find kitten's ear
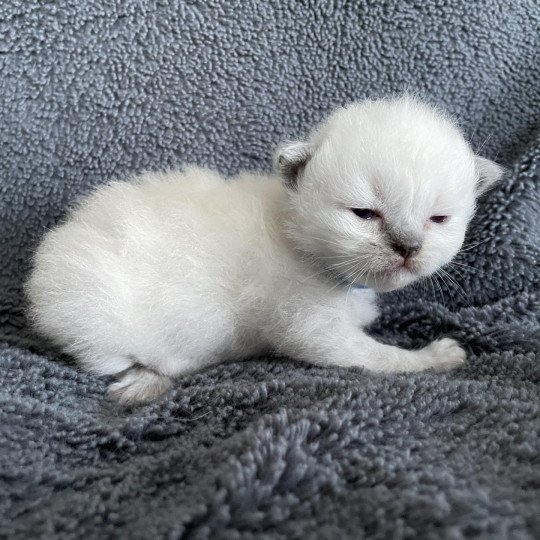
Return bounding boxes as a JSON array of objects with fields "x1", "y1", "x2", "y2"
[
  {"x1": 475, "y1": 156, "x2": 507, "y2": 196},
  {"x1": 273, "y1": 140, "x2": 312, "y2": 190}
]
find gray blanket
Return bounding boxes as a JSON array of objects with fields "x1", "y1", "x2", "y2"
[{"x1": 1, "y1": 1, "x2": 539, "y2": 538}]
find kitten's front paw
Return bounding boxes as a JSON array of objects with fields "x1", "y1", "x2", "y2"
[{"x1": 423, "y1": 338, "x2": 466, "y2": 372}]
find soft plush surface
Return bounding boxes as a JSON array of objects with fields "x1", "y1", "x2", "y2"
[{"x1": 1, "y1": 1, "x2": 539, "y2": 538}]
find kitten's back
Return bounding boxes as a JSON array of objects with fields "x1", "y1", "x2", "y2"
[{"x1": 26, "y1": 167, "x2": 285, "y2": 367}]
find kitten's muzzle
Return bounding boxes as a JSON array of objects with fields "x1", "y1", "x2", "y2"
[{"x1": 390, "y1": 240, "x2": 422, "y2": 260}]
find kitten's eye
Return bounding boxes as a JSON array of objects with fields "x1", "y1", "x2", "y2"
[
  {"x1": 351, "y1": 208, "x2": 380, "y2": 220},
  {"x1": 430, "y1": 215, "x2": 448, "y2": 224}
]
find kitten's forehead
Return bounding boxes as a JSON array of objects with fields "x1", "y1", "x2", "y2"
[
  {"x1": 325, "y1": 101, "x2": 470, "y2": 166},
  {"x1": 318, "y1": 96, "x2": 466, "y2": 147},
  {"x1": 310, "y1": 97, "x2": 476, "y2": 206}
]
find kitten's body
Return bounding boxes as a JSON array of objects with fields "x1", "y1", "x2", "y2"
[{"x1": 26, "y1": 97, "x2": 504, "y2": 404}]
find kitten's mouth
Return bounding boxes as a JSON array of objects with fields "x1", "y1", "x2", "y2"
[
  {"x1": 361, "y1": 264, "x2": 418, "y2": 293},
  {"x1": 388, "y1": 262, "x2": 413, "y2": 273},
  {"x1": 381, "y1": 263, "x2": 416, "y2": 279}
]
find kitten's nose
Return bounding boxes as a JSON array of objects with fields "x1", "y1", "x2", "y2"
[{"x1": 391, "y1": 241, "x2": 421, "y2": 259}]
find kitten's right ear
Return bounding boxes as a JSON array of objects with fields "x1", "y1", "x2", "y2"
[
  {"x1": 475, "y1": 156, "x2": 507, "y2": 196},
  {"x1": 273, "y1": 140, "x2": 312, "y2": 190}
]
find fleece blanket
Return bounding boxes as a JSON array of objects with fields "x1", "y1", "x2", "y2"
[{"x1": 1, "y1": 1, "x2": 539, "y2": 538}]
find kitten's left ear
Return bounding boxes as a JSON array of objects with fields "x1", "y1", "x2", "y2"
[
  {"x1": 273, "y1": 140, "x2": 313, "y2": 190},
  {"x1": 475, "y1": 156, "x2": 507, "y2": 196}
]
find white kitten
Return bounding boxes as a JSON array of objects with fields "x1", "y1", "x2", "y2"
[{"x1": 26, "y1": 97, "x2": 504, "y2": 405}]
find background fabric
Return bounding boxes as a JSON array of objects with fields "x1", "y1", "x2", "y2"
[{"x1": 1, "y1": 1, "x2": 539, "y2": 538}]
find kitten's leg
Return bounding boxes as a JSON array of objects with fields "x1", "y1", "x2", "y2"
[
  {"x1": 274, "y1": 304, "x2": 465, "y2": 373},
  {"x1": 105, "y1": 352, "x2": 220, "y2": 405},
  {"x1": 74, "y1": 349, "x2": 175, "y2": 405},
  {"x1": 287, "y1": 327, "x2": 465, "y2": 373},
  {"x1": 108, "y1": 367, "x2": 173, "y2": 406},
  {"x1": 77, "y1": 351, "x2": 135, "y2": 376}
]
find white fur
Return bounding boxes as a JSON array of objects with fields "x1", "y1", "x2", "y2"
[{"x1": 26, "y1": 97, "x2": 504, "y2": 404}]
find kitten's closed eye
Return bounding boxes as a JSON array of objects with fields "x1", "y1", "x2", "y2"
[
  {"x1": 430, "y1": 215, "x2": 449, "y2": 224},
  {"x1": 351, "y1": 208, "x2": 380, "y2": 220}
]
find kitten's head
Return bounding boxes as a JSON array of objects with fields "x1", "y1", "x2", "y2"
[{"x1": 275, "y1": 96, "x2": 505, "y2": 292}]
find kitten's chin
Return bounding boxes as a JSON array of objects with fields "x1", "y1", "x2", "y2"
[{"x1": 361, "y1": 267, "x2": 418, "y2": 293}]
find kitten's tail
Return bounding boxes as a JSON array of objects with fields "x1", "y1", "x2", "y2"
[{"x1": 108, "y1": 367, "x2": 172, "y2": 406}]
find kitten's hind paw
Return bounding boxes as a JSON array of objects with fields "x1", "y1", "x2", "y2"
[
  {"x1": 108, "y1": 367, "x2": 172, "y2": 406},
  {"x1": 423, "y1": 338, "x2": 466, "y2": 372}
]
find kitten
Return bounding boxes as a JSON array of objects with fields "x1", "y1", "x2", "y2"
[{"x1": 26, "y1": 96, "x2": 505, "y2": 405}]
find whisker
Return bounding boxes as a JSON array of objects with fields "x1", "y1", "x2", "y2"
[
  {"x1": 459, "y1": 237, "x2": 493, "y2": 252},
  {"x1": 448, "y1": 261, "x2": 478, "y2": 272},
  {"x1": 437, "y1": 267, "x2": 470, "y2": 306},
  {"x1": 448, "y1": 261, "x2": 487, "y2": 278},
  {"x1": 431, "y1": 273, "x2": 447, "y2": 309}
]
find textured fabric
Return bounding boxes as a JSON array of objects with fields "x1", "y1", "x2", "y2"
[{"x1": 1, "y1": 1, "x2": 539, "y2": 538}]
